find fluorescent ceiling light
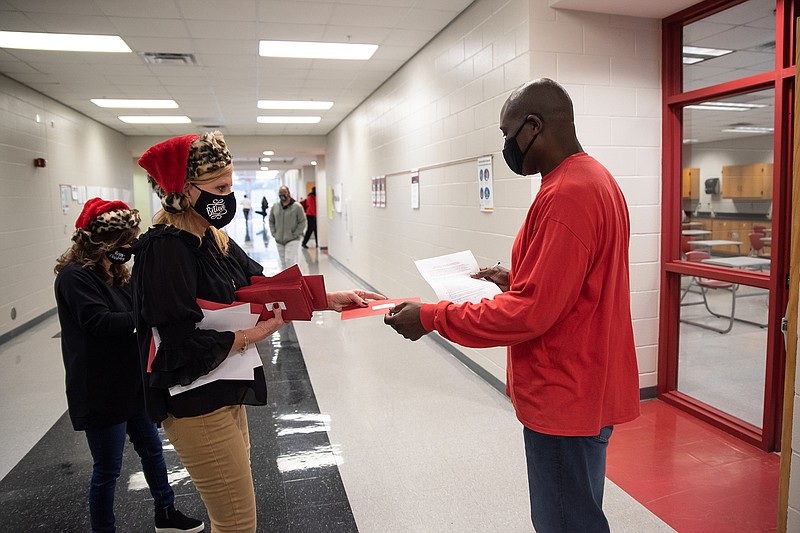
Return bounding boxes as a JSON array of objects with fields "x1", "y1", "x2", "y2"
[
  {"x1": 256, "y1": 170, "x2": 280, "y2": 180},
  {"x1": 261, "y1": 157, "x2": 271, "y2": 162},
  {"x1": 263, "y1": 150, "x2": 274, "y2": 156},
  {"x1": 685, "y1": 102, "x2": 766, "y2": 111},
  {"x1": 683, "y1": 139, "x2": 699, "y2": 144},
  {"x1": 722, "y1": 126, "x2": 774, "y2": 133},
  {"x1": 259, "y1": 40, "x2": 377, "y2": 60},
  {"x1": 257, "y1": 116, "x2": 321, "y2": 124},
  {"x1": 0, "y1": 31, "x2": 131, "y2": 52},
  {"x1": 118, "y1": 115, "x2": 191, "y2": 124},
  {"x1": 260, "y1": 166, "x2": 270, "y2": 171},
  {"x1": 311, "y1": 161, "x2": 317, "y2": 166},
  {"x1": 258, "y1": 100, "x2": 333, "y2": 110},
  {"x1": 682, "y1": 45, "x2": 733, "y2": 65},
  {"x1": 683, "y1": 46, "x2": 733, "y2": 57},
  {"x1": 92, "y1": 99, "x2": 178, "y2": 108}
]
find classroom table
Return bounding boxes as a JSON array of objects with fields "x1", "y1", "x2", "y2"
[
  {"x1": 701, "y1": 256, "x2": 770, "y2": 269},
  {"x1": 687, "y1": 239, "x2": 742, "y2": 254},
  {"x1": 682, "y1": 229, "x2": 712, "y2": 236}
]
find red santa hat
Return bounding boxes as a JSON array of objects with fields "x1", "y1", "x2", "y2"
[{"x1": 75, "y1": 197, "x2": 140, "y2": 234}]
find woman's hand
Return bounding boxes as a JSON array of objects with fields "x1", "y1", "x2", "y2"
[
  {"x1": 326, "y1": 289, "x2": 386, "y2": 312},
  {"x1": 233, "y1": 306, "x2": 287, "y2": 353},
  {"x1": 471, "y1": 265, "x2": 510, "y2": 292},
  {"x1": 251, "y1": 305, "x2": 288, "y2": 341}
]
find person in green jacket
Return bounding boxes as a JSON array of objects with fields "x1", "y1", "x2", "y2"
[{"x1": 268, "y1": 185, "x2": 306, "y2": 267}]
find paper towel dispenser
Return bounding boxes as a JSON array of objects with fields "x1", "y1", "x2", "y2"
[{"x1": 705, "y1": 178, "x2": 720, "y2": 195}]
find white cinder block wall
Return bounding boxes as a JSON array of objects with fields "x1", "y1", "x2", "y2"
[
  {"x1": 325, "y1": 0, "x2": 662, "y2": 387},
  {"x1": 0, "y1": 74, "x2": 133, "y2": 338}
]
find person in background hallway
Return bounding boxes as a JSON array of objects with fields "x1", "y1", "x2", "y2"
[
  {"x1": 259, "y1": 195, "x2": 269, "y2": 221},
  {"x1": 54, "y1": 198, "x2": 204, "y2": 533},
  {"x1": 241, "y1": 193, "x2": 251, "y2": 221},
  {"x1": 135, "y1": 132, "x2": 384, "y2": 533},
  {"x1": 269, "y1": 185, "x2": 306, "y2": 267},
  {"x1": 301, "y1": 186, "x2": 318, "y2": 249},
  {"x1": 384, "y1": 78, "x2": 640, "y2": 533}
]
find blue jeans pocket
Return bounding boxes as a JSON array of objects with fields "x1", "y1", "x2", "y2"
[{"x1": 590, "y1": 425, "x2": 614, "y2": 444}]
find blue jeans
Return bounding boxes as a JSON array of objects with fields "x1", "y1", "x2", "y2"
[
  {"x1": 84, "y1": 409, "x2": 174, "y2": 532},
  {"x1": 523, "y1": 425, "x2": 613, "y2": 533}
]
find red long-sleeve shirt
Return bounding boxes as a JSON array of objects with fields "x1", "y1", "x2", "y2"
[{"x1": 420, "y1": 153, "x2": 640, "y2": 436}]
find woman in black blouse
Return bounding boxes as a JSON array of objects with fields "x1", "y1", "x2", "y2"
[
  {"x1": 134, "y1": 132, "x2": 382, "y2": 533},
  {"x1": 54, "y1": 198, "x2": 203, "y2": 533}
]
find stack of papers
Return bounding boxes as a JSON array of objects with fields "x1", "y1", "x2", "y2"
[
  {"x1": 235, "y1": 264, "x2": 327, "y2": 321},
  {"x1": 414, "y1": 250, "x2": 502, "y2": 304},
  {"x1": 147, "y1": 299, "x2": 265, "y2": 396}
]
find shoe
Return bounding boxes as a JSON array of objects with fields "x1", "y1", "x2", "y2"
[
  {"x1": 301, "y1": 244, "x2": 308, "y2": 249},
  {"x1": 154, "y1": 505, "x2": 204, "y2": 533}
]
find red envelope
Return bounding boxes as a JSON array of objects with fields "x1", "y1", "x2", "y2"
[
  {"x1": 241, "y1": 265, "x2": 326, "y2": 320},
  {"x1": 340, "y1": 297, "x2": 421, "y2": 320},
  {"x1": 237, "y1": 281, "x2": 313, "y2": 321},
  {"x1": 303, "y1": 275, "x2": 328, "y2": 310}
]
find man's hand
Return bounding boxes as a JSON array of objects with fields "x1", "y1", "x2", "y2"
[
  {"x1": 471, "y1": 265, "x2": 510, "y2": 292},
  {"x1": 384, "y1": 301, "x2": 428, "y2": 341},
  {"x1": 327, "y1": 289, "x2": 386, "y2": 312}
]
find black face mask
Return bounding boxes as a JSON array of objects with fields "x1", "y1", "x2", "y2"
[
  {"x1": 105, "y1": 247, "x2": 133, "y2": 264},
  {"x1": 502, "y1": 118, "x2": 538, "y2": 176},
  {"x1": 191, "y1": 184, "x2": 237, "y2": 229},
  {"x1": 279, "y1": 194, "x2": 288, "y2": 201}
]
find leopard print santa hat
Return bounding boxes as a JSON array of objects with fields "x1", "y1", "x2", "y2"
[
  {"x1": 138, "y1": 131, "x2": 232, "y2": 213},
  {"x1": 75, "y1": 198, "x2": 140, "y2": 235}
]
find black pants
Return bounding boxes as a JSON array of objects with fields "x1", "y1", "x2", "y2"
[{"x1": 302, "y1": 215, "x2": 317, "y2": 246}]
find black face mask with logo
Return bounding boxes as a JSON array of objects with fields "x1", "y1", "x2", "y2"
[
  {"x1": 502, "y1": 117, "x2": 539, "y2": 176},
  {"x1": 105, "y1": 247, "x2": 133, "y2": 264},
  {"x1": 191, "y1": 184, "x2": 237, "y2": 229}
]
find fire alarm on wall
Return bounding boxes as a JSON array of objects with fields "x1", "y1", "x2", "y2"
[{"x1": 34, "y1": 158, "x2": 46, "y2": 167}]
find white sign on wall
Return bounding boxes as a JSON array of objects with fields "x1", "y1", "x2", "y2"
[{"x1": 478, "y1": 155, "x2": 493, "y2": 212}]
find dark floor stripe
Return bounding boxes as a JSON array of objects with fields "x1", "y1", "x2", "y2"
[{"x1": 0, "y1": 324, "x2": 358, "y2": 533}]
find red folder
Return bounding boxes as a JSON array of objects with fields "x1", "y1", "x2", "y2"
[{"x1": 236, "y1": 265, "x2": 327, "y2": 321}]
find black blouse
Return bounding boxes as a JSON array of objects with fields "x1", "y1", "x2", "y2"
[
  {"x1": 55, "y1": 264, "x2": 142, "y2": 430},
  {"x1": 131, "y1": 225, "x2": 266, "y2": 422}
]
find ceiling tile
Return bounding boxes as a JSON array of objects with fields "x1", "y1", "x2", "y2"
[
  {"x1": 7, "y1": 0, "x2": 102, "y2": 15},
  {"x1": 109, "y1": 17, "x2": 190, "y2": 38},
  {"x1": 175, "y1": 0, "x2": 258, "y2": 21},
  {"x1": 329, "y1": 4, "x2": 408, "y2": 28},
  {"x1": 256, "y1": 1, "x2": 336, "y2": 25},
  {"x1": 97, "y1": 0, "x2": 182, "y2": 18}
]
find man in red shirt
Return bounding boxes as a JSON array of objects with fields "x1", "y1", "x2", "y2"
[
  {"x1": 385, "y1": 78, "x2": 640, "y2": 532},
  {"x1": 301, "y1": 186, "x2": 318, "y2": 248}
]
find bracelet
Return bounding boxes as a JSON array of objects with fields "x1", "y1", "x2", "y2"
[{"x1": 239, "y1": 331, "x2": 249, "y2": 353}]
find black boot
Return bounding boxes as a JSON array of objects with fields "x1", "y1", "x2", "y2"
[{"x1": 154, "y1": 504, "x2": 204, "y2": 533}]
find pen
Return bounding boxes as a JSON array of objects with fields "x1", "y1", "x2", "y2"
[{"x1": 493, "y1": 261, "x2": 501, "y2": 267}]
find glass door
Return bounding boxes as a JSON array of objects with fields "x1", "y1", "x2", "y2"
[{"x1": 660, "y1": 0, "x2": 795, "y2": 451}]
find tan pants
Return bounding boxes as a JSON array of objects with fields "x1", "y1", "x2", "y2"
[{"x1": 162, "y1": 405, "x2": 256, "y2": 533}]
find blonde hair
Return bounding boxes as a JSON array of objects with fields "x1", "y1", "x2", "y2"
[{"x1": 153, "y1": 165, "x2": 232, "y2": 254}]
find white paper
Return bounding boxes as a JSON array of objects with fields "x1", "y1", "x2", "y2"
[
  {"x1": 159, "y1": 303, "x2": 263, "y2": 396},
  {"x1": 414, "y1": 250, "x2": 502, "y2": 304}
]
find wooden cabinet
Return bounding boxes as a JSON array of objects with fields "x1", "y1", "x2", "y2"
[
  {"x1": 721, "y1": 163, "x2": 773, "y2": 199},
  {"x1": 682, "y1": 168, "x2": 700, "y2": 199},
  {"x1": 708, "y1": 218, "x2": 768, "y2": 255}
]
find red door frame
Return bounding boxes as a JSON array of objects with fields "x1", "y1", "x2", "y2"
[{"x1": 659, "y1": 0, "x2": 796, "y2": 451}]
